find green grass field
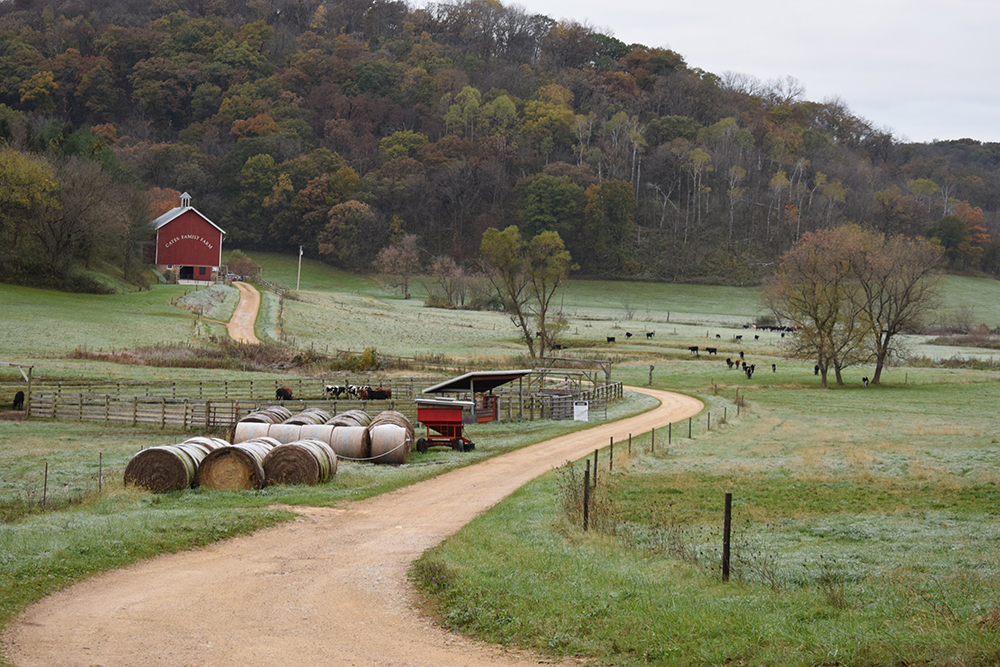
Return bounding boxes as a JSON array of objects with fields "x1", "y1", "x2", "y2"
[{"x1": 4, "y1": 256, "x2": 1000, "y2": 666}]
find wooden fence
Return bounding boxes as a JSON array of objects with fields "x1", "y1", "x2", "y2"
[{"x1": 20, "y1": 380, "x2": 623, "y2": 430}]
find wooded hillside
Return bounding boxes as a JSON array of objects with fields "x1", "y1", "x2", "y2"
[{"x1": 2, "y1": 0, "x2": 999, "y2": 289}]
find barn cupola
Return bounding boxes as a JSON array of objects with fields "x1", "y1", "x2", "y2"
[{"x1": 180, "y1": 192, "x2": 191, "y2": 208}]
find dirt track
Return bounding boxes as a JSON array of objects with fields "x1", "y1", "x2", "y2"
[
  {"x1": 226, "y1": 281, "x2": 260, "y2": 344},
  {"x1": 3, "y1": 387, "x2": 702, "y2": 667}
]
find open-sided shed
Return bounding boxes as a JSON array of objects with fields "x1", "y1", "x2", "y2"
[{"x1": 421, "y1": 369, "x2": 532, "y2": 424}]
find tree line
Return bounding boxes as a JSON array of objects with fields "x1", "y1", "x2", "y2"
[{"x1": 1, "y1": 0, "x2": 999, "y2": 290}]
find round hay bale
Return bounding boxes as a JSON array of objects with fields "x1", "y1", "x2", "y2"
[
  {"x1": 263, "y1": 439, "x2": 337, "y2": 486},
  {"x1": 262, "y1": 423, "x2": 306, "y2": 444},
  {"x1": 123, "y1": 438, "x2": 223, "y2": 492},
  {"x1": 196, "y1": 440, "x2": 275, "y2": 490},
  {"x1": 369, "y1": 410, "x2": 414, "y2": 445},
  {"x1": 369, "y1": 424, "x2": 410, "y2": 465},
  {"x1": 326, "y1": 409, "x2": 371, "y2": 428},
  {"x1": 328, "y1": 426, "x2": 371, "y2": 460},
  {"x1": 283, "y1": 408, "x2": 331, "y2": 425},
  {"x1": 232, "y1": 421, "x2": 273, "y2": 444},
  {"x1": 239, "y1": 406, "x2": 292, "y2": 423}
]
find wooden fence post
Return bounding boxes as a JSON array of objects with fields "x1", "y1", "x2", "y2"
[
  {"x1": 583, "y1": 460, "x2": 590, "y2": 532},
  {"x1": 723, "y1": 492, "x2": 732, "y2": 582}
]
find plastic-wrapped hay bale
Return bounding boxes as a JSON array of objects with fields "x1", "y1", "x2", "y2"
[
  {"x1": 232, "y1": 421, "x2": 274, "y2": 444},
  {"x1": 196, "y1": 439, "x2": 276, "y2": 490},
  {"x1": 326, "y1": 409, "x2": 371, "y2": 428},
  {"x1": 263, "y1": 439, "x2": 337, "y2": 486},
  {"x1": 123, "y1": 437, "x2": 226, "y2": 492},
  {"x1": 368, "y1": 424, "x2": 410, "y2": 465},
  {"x1": 328, "y1": 426, "x2": 371, "y2": 460},
  {"x1": 369, "y1": 410, "x2": 414, "y2": 446}
]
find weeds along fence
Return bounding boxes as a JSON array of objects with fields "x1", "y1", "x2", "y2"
[{"x1": 18, "y1": 380, "x2": 624, "y2": 430}]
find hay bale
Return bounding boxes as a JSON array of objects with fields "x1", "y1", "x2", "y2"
[
  {"x1": 123, "y1": 437, "x2": 225, "y2": 492},
  {"x1": 283, "y1": 408, "x2": 331, "y2": 425},
  {"x1": 196, "y1": 440, "x2": 275, "y2": 490},
  {"x1": 239, "y1": 406, "x2": 292, "y2": 423},
  {"x1": 263, "y1": 439, "x2": 337, "y2": 486},
  {"x1": 232, "y1": 421, "x2": 272, "y2": 443},
  {"x1": 369, "y1": 410, "x2": 414, "y2": 445},
  {"x1": 369, "y1": 424, "x2": 410, "y2": 465},
  {"x1": 326, "y1": 409, "x2": 371, "y2": 428},
  {"x1": 328, "y1": 426, "x2": 371, "y2": 460}
]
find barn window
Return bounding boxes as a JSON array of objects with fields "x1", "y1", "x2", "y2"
[{"x1": 199, "y1": 267, "x2": 206, "y2": 275}]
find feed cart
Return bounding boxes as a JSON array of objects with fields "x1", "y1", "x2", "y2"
[
  {"x1": 416, "y1": 369, "x2": 533, "y2": 453},
  {"x1": 414, "y1": 397, "x2": 476, "y2": 452}
]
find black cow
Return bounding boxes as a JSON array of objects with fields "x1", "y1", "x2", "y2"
[
  {"x1": 726, "y1": 358, "x2": 734, "y2": 369},
  {"x1": 625, "y1": 332, "x2": 633, "y2": 339},
  {"x1": 607, "y1": 336, "x2": 616, "y2": 343},
  {"x1": 12, "y1": 390, "x2": 24, "y2": 410},
  {"x1": 646, "y1": 331, "x2": 654, "y2": 339},
  {"x1": 688, "y1": 346, "x2": 699, "y2": 354},
  {"x1": 735, "y1": 335, "x2": 743, "y2": 341},
  {"x1": 862, "y1": 376, "x2": 869, "y2": 388},
  {"x1": 366, "y1": 387, "x2": 392, "y2": 400},
  {"x1": 814, "y1": 364, "x2": 820, "y2": 376},
  {"x1": 705, "y1": 347, "x2": 717, "y2": 355},
  {"x1": 715, "y1": 334, "x2": 721, "y2": 339},
  {"x1": 771, "y1": 363, "x2": 777, "y2": 373},
  {"x1": 276, "y1": 386, "x2": 293, "y2": 401},
  {"x1": 739, "y1": 350, "x2": 744, "y2": 360}
]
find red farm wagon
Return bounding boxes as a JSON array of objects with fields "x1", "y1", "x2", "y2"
[{"x1": 415, "y1": 370, "x2": 531, "y2": 453}]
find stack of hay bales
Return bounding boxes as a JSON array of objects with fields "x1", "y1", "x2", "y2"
[{"x1": 124, "y1": 436, "x2": 229, "y2": 492}]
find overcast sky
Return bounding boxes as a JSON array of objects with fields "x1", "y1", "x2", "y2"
[{"x1": 494, "y1": 0, "x2": 1000, "y2": 144}]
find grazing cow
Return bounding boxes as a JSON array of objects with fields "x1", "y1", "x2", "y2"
[
  {"x1": 771, "y1": 363, "x2": 776, "y2": 373},
  {"x1": 745, "y1": 364, "x2": 755, "y2": 379},
  {"x1": 688, "y1": 346, "x2": 699, "y2": 355},
  {"x1": 347, "y1": 385, "x2": 360, "y2": 398},
  {"x1": 324, "y1": 385, "x2": 346, "y2": 398},
  {"x1": 862, "y1": 376, "x2": 869, "y2": 388},
  {"x1": 739, "y1": 350, "x2": 744, "y2": 360},
  {"x1": 705, "y1": 347, "x2": 717, "y2": 355},
  {"x1": 276, "y1": 386, "x2": 293, "y2": 401},
  {"x1": 366, "y1": 387, "x2": 392, "y2": 400},
  {"x1": 552, "y1": 344, "x2": 564, "y2": 350},
  {"x1": 754, "y1": 335, "x2": 760, "y2": 340},
  {"x1": 715, "y1": 334, "x2": 721, "y2": 339},
  {"x1": 646, "y1": 331, "x2": 654, "y2": 339},
  {"x1": 607, "y1": 336, "x2": 616, "y2": 343},
  {"x1": 735, "y1": 335, "x2": 743, "y2": 341},
  {"x1": 625, "y1": 332, "x2": 633, "y2": 339},
  {"x1": 814, "y1": 364, "x2": 820, "y2": 376},
  {"x1": 12, "y1": 390, "x2": 24, "y2": 410},
  {"x1": 726, "y1": 358, "x2": 734, "y2": 369}
]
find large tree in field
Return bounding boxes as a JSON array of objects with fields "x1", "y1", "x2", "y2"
[
  {"x1": 479, "y1": 225, "x2": 575, "y2": 360},
  {"x1": 765, "y1": 226, "x2": 870, "y2": 387},
  {"x1": 373, "y1": 232, "x2": 420, "y2": 299},
  {"x1": 849, "y1": 228, "x2": 942, "y2": 384}
]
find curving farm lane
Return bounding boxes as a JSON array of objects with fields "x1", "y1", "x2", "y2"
[
  {"x1": 226, "y1": 281, "x2": 261, "y2": 344},
  {"x1": 3, "y1": 387, "x2": 702, "y2": 667}
]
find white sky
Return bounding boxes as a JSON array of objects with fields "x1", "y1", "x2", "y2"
[{"x1": 506, "y1": 0, "x2": 1000, "y2": 144}]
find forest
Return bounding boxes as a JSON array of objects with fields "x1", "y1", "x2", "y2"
[{"x1": 1, "y1": 0, "x2": 1000, "y2": 291}]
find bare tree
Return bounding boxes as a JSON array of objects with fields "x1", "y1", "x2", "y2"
[{"x1": 373, "y1": 233, "x2": 420, "y2": 299}]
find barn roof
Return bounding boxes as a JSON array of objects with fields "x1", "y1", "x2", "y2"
[
  {"x1": 150, "y1": 196, "x2": 226, "y2": 235},
  {"x1": 422, "y1": 370, "x2": 533, "y2": 394}
]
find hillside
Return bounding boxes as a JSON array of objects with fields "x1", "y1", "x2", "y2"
[{"x1": 1, "y1": 0, "x2": 999, "y2": 290}]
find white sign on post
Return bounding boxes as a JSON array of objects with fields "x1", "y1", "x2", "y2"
[{"x1": 573, "y1": 400, "x2": 589, "y2": 422}]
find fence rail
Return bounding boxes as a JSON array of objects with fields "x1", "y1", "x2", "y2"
[{"x1": 20, "y1": 380, "x2": 624, "y2": 430}]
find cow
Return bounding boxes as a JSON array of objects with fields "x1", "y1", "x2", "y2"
[
  {"x1": 705, "y1": 347, "x2": 717, "y2": 355},
  {"x1": 324, "y1": 385, "x2": 346, "y2": 398},
  {"x1": 715, "y1": 334, "x2": 721, "y2": 339},
  {"x1": 367, "y1": 387, "x2": 392, "y2": 400},
  {"x1": 688, "y1": 346, "x2": 699, "y2": 354},
  {"x1": 862, "y1": 376, "x2": 869, "y2": 388},
  {"x1": 726, "y1": 358, "x2": 734, "y2": 369},
  {"x1": 625, "y1": 332, "x2": 633, "y2": 339},
  {"x1": 607, "y1": 336, "x2": 616, "y2": 343},
  {"x1": 814, "y1": 364, "x2": 820, "y2": 376},
  {"x1": 276, "y1": 386, "x2": 293, "y2": 401},
  {"x1": 739, "y1": 350, "x2": 744, "y2": 360},
  {"x1": 12, "y1": 390, "x2": 24, "y2": 410},
  {"x1": 745, "y1": 364, "x2": 755, "y2": 379},
  {"x1": 772, "y1": 363, "x2": 777, "y2": 373},
  {"x1": 735, "y1": 335, "x2": 743, "y2": 341},
  {"x1": 754, "y1": 335, "x2": 760, "y2": 340},
  {"x1": 646, "y1": 331, "x2": 654, "y2": 339},
  {"x1": 347, "y1": 385, "x2": 360, "y2": 398}
]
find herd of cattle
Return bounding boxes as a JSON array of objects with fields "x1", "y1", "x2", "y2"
[{"x1": 272, "y1": 385, "x2": 394, "y2": 401}]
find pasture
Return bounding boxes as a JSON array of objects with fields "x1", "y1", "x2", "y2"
[{"x1": 4, "y1": 258, "x2": 1000, "y2": 666}]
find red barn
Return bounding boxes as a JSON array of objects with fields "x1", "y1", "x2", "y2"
[{"x1": 150, "y1": 193, "x2": 226, "y2": 283}]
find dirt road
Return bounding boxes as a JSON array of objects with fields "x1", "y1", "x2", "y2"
[
  {"x1": 226, "y1": 282, "x2": 260, "y2": 344},
  {"x1": 3, "y1": 388, "x2": 702, "y2": 667}
]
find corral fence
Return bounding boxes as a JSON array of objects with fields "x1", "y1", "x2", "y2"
[{"x1": 10, "y1": 378, "x2": 623, "y2": 430}]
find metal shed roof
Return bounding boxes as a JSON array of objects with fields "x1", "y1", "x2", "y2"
[{"x1": 422, "y1": 369, "x2": 533, "y2": 394}]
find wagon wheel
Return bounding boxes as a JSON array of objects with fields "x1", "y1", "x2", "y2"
[
  {"x1": 416, "y1": 437, "x2": 428, "y2": 453},
  {"x1": 450, "y1": 438, "x2": 465, "y2": 452}
]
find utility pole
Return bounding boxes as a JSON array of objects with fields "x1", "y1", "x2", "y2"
[{"x1": 296, "y1": 245, "x2": 303, "y2": 290}]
